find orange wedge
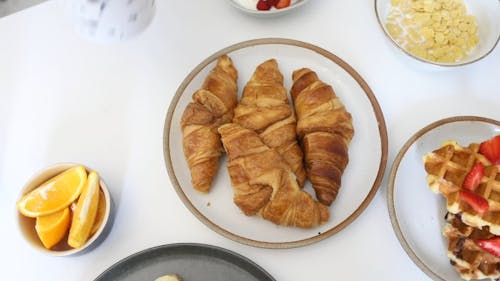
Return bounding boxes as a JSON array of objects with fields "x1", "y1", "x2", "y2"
[
  {"x1": 90, "y1": 189, "x2": 106, "y2": 236},
  {"x1": 35, "y1": 207, "x2": 71, "y2": 249},
  {"x1": 68, "y1": 171, "x2": 100, "y2": 248},
  {"x1": 17, "y1": 166, "x2": 87, "y2": 217}
]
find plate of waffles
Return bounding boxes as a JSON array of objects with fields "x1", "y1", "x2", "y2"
[
  {"x1": 388, "y1": 116, "x2": 500, "y2": 281},
  {"x1": 163, "y1": 38, "x2": 388, "y2": 248}
]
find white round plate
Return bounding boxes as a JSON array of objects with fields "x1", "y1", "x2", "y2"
[
  {"x1": 227, "y1": 0, "x2": 309, "y2": 17},
  {"x1": 164, "y1": 38, "x2": 388, "y2": 248},
  {"x1": 388, "y1": 116, "x2": 500, "y2": 280},
  {"x1": 375, "y1": 0, "x2": 500, "y2": 67}
]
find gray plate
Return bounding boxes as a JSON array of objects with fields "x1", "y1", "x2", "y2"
[{"x1": 94, "y1": 243, "x2": 276, "y2": 281}]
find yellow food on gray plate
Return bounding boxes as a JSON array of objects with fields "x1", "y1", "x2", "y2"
[
  {"x1": 155, "y1": 274, "x2": 182, "y2": 281},
  {"x1": 386, "y1": 0, "x2": 478, "y2": 63}
]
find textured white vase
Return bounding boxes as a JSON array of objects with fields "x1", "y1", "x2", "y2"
[{"x1": 66, "y1": 0, "x2": 155, "y2": 42}]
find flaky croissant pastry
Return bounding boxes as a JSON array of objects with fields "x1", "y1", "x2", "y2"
[
  {"x1": 219, "y1": 123, "x2": 329, "y2": 228},
  {"x1": 233, "y1": 59, "x2": 306, "y2": 187},
  {"x1": 180, "y1": 55, "x2": 238, "y2": 193},
  {"x1": 290, "y1": 68, "x2": 354, "y2": 206}
]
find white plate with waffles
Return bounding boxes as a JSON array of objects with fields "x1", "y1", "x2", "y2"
[
  {"x1": 163, "y1": 38, "x2": 388, "y2": 248},
  {"x1": 388, "y1": 116, "x2": 500, "y2": 280}
]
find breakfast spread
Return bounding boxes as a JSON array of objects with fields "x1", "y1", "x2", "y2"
[
  {"x1": 5, "y1": 0, "x2": 499, "y2": 279},
  {"x1": 180, "y1": 56, "x2": 353, "y2": 228},
  {"x1": 17, "y1": 166, "x2": 106, "y2": 250},
  {"x1": 423, "y1": 135, "x2": 500, "y2": 280},
  {"x1": 386, "y1": 0, "x2": 478, "y2": 63},
  {"x1": 180, "y1": 55, "x2": 238, "y2": 193}
]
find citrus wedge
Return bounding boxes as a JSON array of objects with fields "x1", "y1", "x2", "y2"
[
  {"x1": 35, "y1": 207, "x2": 71, "y2": 249},
  {"x1": 90, "y1": 189, "x2": 106, "y2": 237},
  {"x1": 17, "y1": 165, "x2": 87, "y2": 217},
  {"x1": 68, "y1": 171, "x2": 100, "y2": 249}
]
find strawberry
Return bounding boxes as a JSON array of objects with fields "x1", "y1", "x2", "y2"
[
  {"x1": 459, "y1": 190, "x2": 489, "y2": 215},
  {"x1": 267, "y1": 0, "x2": 279, "y2": 6},
  {"x1": 275, "y1": 0, "x2": 291, "y2": 9},
  {"x1": 256, "y1": 0, "x2": 271, "y2": 10},
  {"x1": 463, "y1": 163, "x2": 484, "y2": 191},
  {"x1": 479, "y1": 135, "x2": 500, "y2": 165},
  {"x1": 475, "y1": 237, "x2": 500, "y2": 258}
]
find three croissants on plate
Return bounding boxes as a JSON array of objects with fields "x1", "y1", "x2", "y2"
[{"x1": 180, "y1": 55, "x2": 354, "y2": 228}]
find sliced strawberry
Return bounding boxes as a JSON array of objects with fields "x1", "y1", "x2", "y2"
[
  {"x1": 267, "y1": 0, "x2": 279, "y2": 6},
  {"x1": 475, "y1": 237, "x2": 500, "y2": 258},
  {"x1": 256, "y1": 0, "x2": 271, "y2": 10},
  {"x1": 275, "y1": 0, "x2": 291, "y2": 9},
  {"x1": 479, "y1": 135, "x2": 500, "y2": 165},
  {"x1": 463, "y1": 163, "x2": 484, "y2": 191},
  {"x1": 459, "y1": 190, "x2": 489, "y2": 215}
]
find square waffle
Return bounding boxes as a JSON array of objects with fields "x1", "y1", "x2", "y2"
[
  {"x1": 444, "y1": 212, "x2": 500, "y2": 281},
  {"x1": 424, "y1": 140, "x2": 500, "y2": 235}
]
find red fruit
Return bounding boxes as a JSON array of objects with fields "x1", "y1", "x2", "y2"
[
  {"x1": 475, "y1": 237, "x2": 500, "y2": 258},
  {"x1": 479, "y1": 135, "x2": 500, "y2": 165},
  {"x1": 463, "y1": 163, "x2": 484, "y2": 191},
  {"x1": 275, "y1": 0, "x2": 291, "y2": 9},
  {"x1": 459, "y1": 190, "x2": 489, "y2": 215},
  {"x1": 267, "y1": 0, "x2": 279, "y2": 6},
  {"x1": 256, "y1": 0, "x2": 271, "y2": 10}
]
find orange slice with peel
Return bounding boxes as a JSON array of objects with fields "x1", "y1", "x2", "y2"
[
  {"x1": 90, "y1": 189, "x2": 106, "y2": 237},
  {"x1": 35, "y1": 207, "x2": 71, "y2": 249},
  {"x1": 68, "y1": 171, "x2": 100, "y2": 248},
  {"x1": 17, "y1": 166, "x2": 87, "y2": 217}
]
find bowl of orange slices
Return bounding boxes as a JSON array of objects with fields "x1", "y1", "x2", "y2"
[{"x1": 16, "y1": 163, "x2": 113, "y2": 256}]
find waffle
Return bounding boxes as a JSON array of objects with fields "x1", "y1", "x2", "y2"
[
  {"x1": 443, "y1": 213, "x2": 500, "y2": 280},
  {"x1": 423, "y1": 140, "x2": 500, "y2": 235}
]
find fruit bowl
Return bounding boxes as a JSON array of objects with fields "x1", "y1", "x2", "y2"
[
  {"x1": 226, "y1": 0, "x2": 309, "y2": 17},
  {"x1": 16, "y1": 163, "x2": 114, "y2": 256}
]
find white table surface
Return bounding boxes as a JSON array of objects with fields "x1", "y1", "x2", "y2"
[{"x1": 0, "y1": 1, "x2": 498, "y2": 280}]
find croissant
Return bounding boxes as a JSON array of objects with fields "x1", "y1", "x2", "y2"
[
  {"x1": 290, "y1": 68, "x2": 354, "y2": 206},
  {"x1": 180, "y1": 55, "x2": 238, "y2": 193},
  {"x1": 219, "y1": 123, "x2": 329, "y2": 228},
  {"x1": 233, "y1": 59, "x2": 306, "y2": 187}
]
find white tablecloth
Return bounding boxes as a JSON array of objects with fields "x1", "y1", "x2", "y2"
[{"x1": 0, "y1": 1, "x2": 498, "y2": 280}]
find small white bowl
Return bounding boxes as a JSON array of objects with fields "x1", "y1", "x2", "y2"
[
  {"x1": 375, "y1": 0, "x2": 500, "y2": 67},
  {"x1": 227, "y1": 0, "x2": 309, "y2": 17},
  {"x1": 17, "y1": 163, "x2": 114, "y2": 256}
]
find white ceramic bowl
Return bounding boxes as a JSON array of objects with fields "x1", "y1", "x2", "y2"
[
  {"x1": 227, "y1": 0, "x2": 309, "y2": 17},
  {"x1": 375, "y1": 0, "x2": 500, "y2": 67},
  {"x1": 17, "y1": 163, "x2": 114, "y2": 256}
]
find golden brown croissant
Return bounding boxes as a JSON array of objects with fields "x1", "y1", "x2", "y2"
[
  {"x1": 290, "y1": 68, "x2": 354, "y2": 206},
  {"x1": 219, "y1": 123, "x2": 329, "y2": 228},
  {"x1": 180, "y1": 55, "x2": 238, "y2": 193},
  {"x1": 233, "y1": 59, "x2": 306, "y2": 187}
]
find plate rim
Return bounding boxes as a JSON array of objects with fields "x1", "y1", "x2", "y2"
[
  {"x1": 93, "y1": 242, "x2": 276, "y2": 281},
  {"x1": 387, "y1": 115, "x2": 500, "y2": 281},
  {"x1": 163, "y1": 37, "x2": 389, "y2": 249}
]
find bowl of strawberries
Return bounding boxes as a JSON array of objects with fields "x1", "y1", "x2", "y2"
[{"x1": 227, "y1": 0, "x2": 309, "y2": 16}]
